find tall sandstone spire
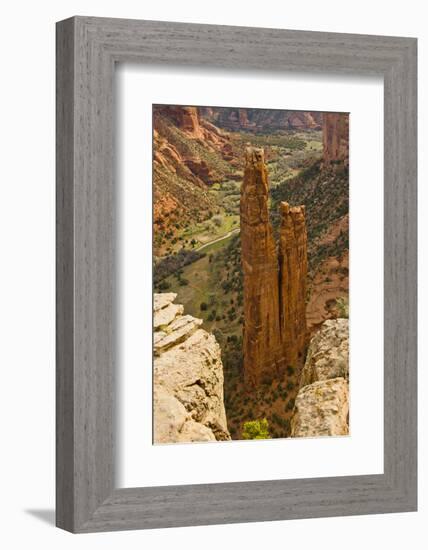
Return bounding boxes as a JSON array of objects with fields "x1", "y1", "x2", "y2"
[
  {"x1": 240, "y1": 147, "x2": 307, "y2": 387},
  {"x1": 240, "y1": 148, "x2": 283, "y2": 386},
  {"x1": 279, "y1": 202, "x2": 308, "y2": 370}
]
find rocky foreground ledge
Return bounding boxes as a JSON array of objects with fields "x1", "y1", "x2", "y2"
[
  {"x1": 291, "y1": 319, "x2": 349, "y2": 437},
  {"x1": 153, "y1": 293, "x2": 231, "y2": 444}
]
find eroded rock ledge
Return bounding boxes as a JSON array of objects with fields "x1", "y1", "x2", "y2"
[
  {"x1": 154, "y1": 293, "x2": 231, "y2": 444},
  {"x1": 291, "y1": 319, "x2": 349, "y2": 437}
]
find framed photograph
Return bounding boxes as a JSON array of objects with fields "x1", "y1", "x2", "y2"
[{"x1": 56, "y1": 16, "x2": 417, "y2": 532}]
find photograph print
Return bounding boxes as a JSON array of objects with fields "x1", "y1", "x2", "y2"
[{"x1": 153, "y1": 104, "x2": 349, "y2": 444}]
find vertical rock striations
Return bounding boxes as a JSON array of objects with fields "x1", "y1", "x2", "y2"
[
  {"x1": 323, "y1": 112, "x2": 349, "y2": 165},
  {"x1": 279, "y1": 202, "x2": 308, "y2": 371},
  {"x1": 240, "y1": 148, "x2": 308, "y2": 387},
  {"x1": 240, "y1": 148, "x2": 283, "y2": 386}
]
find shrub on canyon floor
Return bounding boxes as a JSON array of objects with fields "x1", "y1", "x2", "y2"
[
  {"x1": 286, "y1": 398, "x2": 295, "y2": 411},
  {"x1": 336, "y1": 296, "x2": 349, "y2": 318},
  {"x1": 242, "y1": 418, "x2": 270, "y2": 440}
]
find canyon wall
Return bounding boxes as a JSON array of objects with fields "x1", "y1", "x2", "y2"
[
  {"x1": 153, "y1": 105, "x2": 231, "y2": 190},
  {"x1": 205, "y1": 108, "x2": 323, "y2": 132},
  {"x1": 240, "y1": 147, "x2": 307, "y2": 386},
  {"x1": 323, "y1": 112, "x2": 349, "y2": 165},
  {"x1": 153, "y1": 293, "x2": 231, "y2": 443},
  {"x1": 291, "y1": 318, "x2": 349, "y2": 437},
  {"x1": 153, "y1": 105, "x2": 238, "y2": 255},
  {"x1": 158, "y1": 105, "x2": 204, "y2": 139}
]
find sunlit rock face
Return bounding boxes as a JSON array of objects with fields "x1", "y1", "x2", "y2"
[
  {"x1": 153, "y1": 293, "x2": 230, "y2": 444},
  {"x1": 240, "y1": 147, "x2": 284, "y2": 387},
  {"x1": 208, "y1": 108, "x2": 323, "y2": 132},
  {"x1": 152, "y1": 105, "x2": 236, "y2": 256}
]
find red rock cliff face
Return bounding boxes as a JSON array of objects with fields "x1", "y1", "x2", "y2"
[
  {"x1": 152, "y1": 106, "x2": 238, "y2": 249},
  {"x1": 279, "y1": 202, "x2": 308, "y2": 369},
  {"x1": 158, "y1": 105, "x2": 204, "y2": 139},
  {"x1": 209, "y1": 108, "x2": 323, "y2": 132},
  {"x1": 241, "y1": 148, "x2": 307, "y2": 386},
  {"x1": 153, "y1": 105, "x2": 236, "y2": 173},
  {"x1": 323, "y1": 112, "x2": 349, "y2": 164}
]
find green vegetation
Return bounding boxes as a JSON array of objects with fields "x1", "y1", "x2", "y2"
[
  {"x1": 242, "y1": 418, "x2": 270, "y2": 440},
  {"x1": 154, "y1": 137, "x2": 332, "y2": 440},
  {"x1": 272, "y1": 413, "x2": 291, "y2": 434},
  {"x1": 270, "y1": 158, "x2": 349, "y2": 278},
  {"x1": 181, "y1": 211, "x2": 239, "y2": 245},
  {"x1": 154, "y1": 249, "x2": 206, "y2": 287},
  {"x1": 286, "y1": 398, "x2": 295, "y2": 411},
  {"x1": 336, "y1": 296, "x2": 349, "y2": 318},
  {"x1": 233, "y1": 131, "x2": 307, "y2": 150}
]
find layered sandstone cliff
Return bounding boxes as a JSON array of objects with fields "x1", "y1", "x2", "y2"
[
  {"x1": 291, "y1": 318, "x2": 349, "y2": 437},
  {"x1": 157, "y1": 106, "x2": 204, "y2": 139},
  {"x1": 323, "y1": 112, "x2": 349, "y2": 165},
  {"x1": 154, "y1": 105, "x2": 234, "y2": 161},
  {"x1": 153, "y1": 293, "x2": 231, "y2": 443},
  {"x1": 240, "y1": 147, "x2": 307, "y2": 387},
  {"x1": 153, "y1": 106, "x2": 225, "y2": 189}
]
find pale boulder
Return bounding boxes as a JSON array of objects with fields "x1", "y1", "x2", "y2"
[{"x1": 291, "y1": 377, "x2": 349, "y2": 437}]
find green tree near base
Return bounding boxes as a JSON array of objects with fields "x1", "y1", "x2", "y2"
[
  {"x1": 242, "y1": 418, "x2": 270, "y2": 440},
  {"x1": 336, "y1": 296, "x2": 349, "y2": 318}
]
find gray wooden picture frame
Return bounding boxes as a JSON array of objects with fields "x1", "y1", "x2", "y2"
[{"x1": 56, "y1": 16, "x2": 417, "y2": 533}]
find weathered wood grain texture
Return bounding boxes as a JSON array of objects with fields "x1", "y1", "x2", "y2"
[
  {"x1": 56, "y1": 16, "x2": 417, "y2": 533},
  {"x1": 56, "y1": 17, "x2": 75, "y2": 532}
]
